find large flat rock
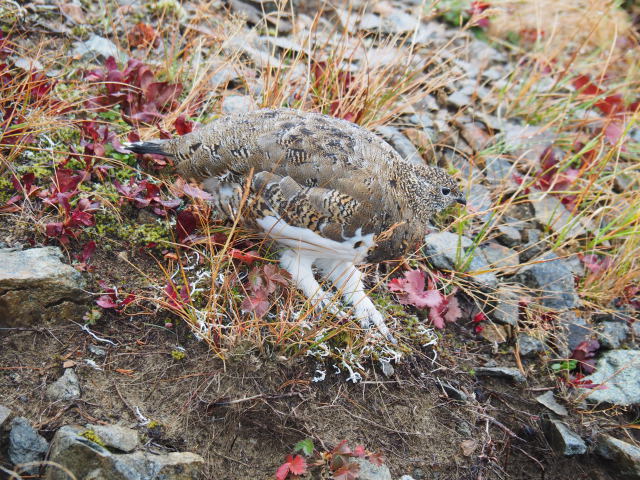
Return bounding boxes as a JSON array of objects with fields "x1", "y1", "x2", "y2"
[
  {"x1": 579, "y1": 350, "x2": 640, "y2": 406},
  {"x1": 0, "y1": 247, "x2": 88, "y2": 327},
  {"x1": 513, "y1": 252, "x2": 580, "y2": 310},
  {"x1": 46, "y1": 425, "x2": 204, "y2": 480}
]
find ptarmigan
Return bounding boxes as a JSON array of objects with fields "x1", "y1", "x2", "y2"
[{"x1": 127, "y1": 108, "x2": 465, "y2": 342}]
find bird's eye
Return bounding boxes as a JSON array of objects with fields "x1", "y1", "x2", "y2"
[{"x1": 441, "y1": 187, "x2": 451, "y2": 196}]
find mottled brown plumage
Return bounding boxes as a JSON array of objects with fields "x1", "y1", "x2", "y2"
[{"x1": 127, "y1": 108, "x2": 465, "y2": 342}]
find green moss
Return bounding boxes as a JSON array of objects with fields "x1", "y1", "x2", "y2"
[
  {"x1": 88, "y1": 211, "x2": 173, "y2": 248},
  {"x1": 146, "y1": 0, "x2": 186, "y2": 18},
  {"x1": 81, "y1": 430, "x2": 106, "y2": 447},
  {"x1": 71, "y1": 24, "x2": 90, "y2": 38},
  {"x1": 171, "y1": 349, "x2": 186, "y2": 360},
  {"x1": 0, "y1": 177, "x2": 13, "y2": 203}
]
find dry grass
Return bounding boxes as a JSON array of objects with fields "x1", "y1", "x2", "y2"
[
  {"x1": 488, "y1": 0, "x2": 635, "y2": 70},
  {"x1": 2, "y1": 0, "x2": 639, "y2": 377}
]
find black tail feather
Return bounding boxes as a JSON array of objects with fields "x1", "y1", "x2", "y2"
[{"x1": 125, "y1": 141, "x2": 171, "y2": 156}]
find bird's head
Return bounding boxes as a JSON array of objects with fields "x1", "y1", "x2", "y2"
[{"x1": 417, "y1": 166, "x2": 466, "y2": 213}]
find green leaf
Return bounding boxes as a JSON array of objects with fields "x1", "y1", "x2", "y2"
[{"x1": 294, "y1": 438, "x2": 314, "y2": 456}]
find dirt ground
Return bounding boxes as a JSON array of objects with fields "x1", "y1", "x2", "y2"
[{"x1": 0, "y1": 311, "x2": 623, "y2": 479}]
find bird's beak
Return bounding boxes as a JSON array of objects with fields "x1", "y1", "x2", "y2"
[{"x1": 455, "y1": 197, "x2": 467, "y2": 206}]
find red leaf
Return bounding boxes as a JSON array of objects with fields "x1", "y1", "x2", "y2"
[
  {"x1": 262, "y1": 264, "x2": 290, "y2": 293},
  {"x1": 571, "y1": 340, "x2": 600, "y2": 374},
  {"x1": 182, "y1": 183, "x2": 213, "y2": 200},
  {"x1": 275, "y1": 463, "x2": 290, "y2": 480},
  {"x1": 443, "y1": 296, "x2": 462, "y2": 323},
  {"x1": 229, "y1": 248, "x2": 259, "y2": 265},
  {"x1": 388, "y1": 270, "x2": 444, "y2": 309},
  {"x1": 70, "y1": 209, "x2": 95, "y2": 227},
  {"x1": 579, "y1": 253, "x2": 612, "y2": 275},
  {"x1": 604, "y1": 121, "x2": 625, "y2": 145},
  {"x1": 332, "y1": 462, "x2": 360, "y2": 480},
  {"x1": 353, "y1": 445, "x2": 366, "y2": 457},
  {"x1": 595, "y1": 94, "x2": 625, "y2": 116},
  {"x1": 77, "y1": 241, "x2": 96, "y2": 263},
  {"x1": 127, "y1": 22, "x2": 160, "y2": 48},
  {"x1": 472, "y1": 312, "x2": 487, "y2": 323},
  {"x1": 275, "y1": 454, "x2": 307, "y2": 480},
  {"x1": 175, "y1": 114, "x2": 194, "y2": 135},
  {"x1": 96, "y1": 295, "x2": 118, "y2": 309},
  {"x1": 288, "y1": 455, "x2": 307, "y2": 475},
  {"x1": 176, "y1": 210, "x2": 197, "y2": 242},
  {"x1": 120, "y1": 293, "x2": 136, "y2": 307},
  {"x1": 45, "y1": 222, "x2": 64, "y2": 237},
  {"x1": 573, "y1": 75, "x2": 603, "y2": 96},
  {"x1": 241, "y1": 289, "x2": 270, "y2": 317},
  {"x1": 367, "y1": 452, "x2": 384, "y2": 467},
  {"x1": 332, "y1": 440, "x2": 352, "y2": 456}
]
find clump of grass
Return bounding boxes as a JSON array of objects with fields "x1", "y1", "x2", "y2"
[{"x1": 254, "y1": 8, "x2": 459, "y2": 127}]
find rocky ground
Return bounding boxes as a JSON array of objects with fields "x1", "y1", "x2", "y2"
[{"x1": 0, "y1": 0, "x2": 639, "y2": 479}]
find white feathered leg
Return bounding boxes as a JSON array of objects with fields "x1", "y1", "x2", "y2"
[
  {"x1": 316, "y1": 259, "x2": 396, "y2": 343},
  {"x1": 279, "y1": 249, "x2": 337, "y2": 314}
]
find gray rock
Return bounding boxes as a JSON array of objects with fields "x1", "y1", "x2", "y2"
[
  {"x1": 221, "y1": 94, "x2": 253, "y2": 114},
  {"x1": 529, "y1": 190, "x2": 594, "y2": 239},
  {"x1": 503, "y1": 124, "x2": 556, "y2": 161},
  {"x1": 351, "y1": 457, "x2": 391, "y2": 480},
  {"x1": 579, "y1": 350, "x2": 640, "y2": 406},
  {"x1": 73, "y1": 35, "x2": 126, "y2": 61},
  {"x1": 411, "y1": 468, "x2": 426, "y2": 479},
  {"x1": 480, "y1": 242, "x2": 519, "y2": 274},
  {"x1": 86, "y1": 424, "x2": 139, "y2": 453},
  {"x1": 12, "y1": 56, "x2": 44, "y2": 71},
  {"x1": 88, "y1": 344, "x2": 107, "y2": 356},
  {"x1": 535, "y1": 391, "x2": 568, "y2": 416},
  {"x1": 492, "y1": 287, "x2": 519, "y2": 326},
  {"x1": 482, "y1": 67, "x2": 504, "y2": 81},
  {"x1": 46, "y1": 425, "x2": 204, "y2": 480},
  {"x1": 423, "y1": 232, "x2": 498, "y2": 290},
  {"x1": 496, "y1": 222, "x2": 523, "y2": 248},
  {"x1": 438, "y1": 380, "x2": 468, "y2": 402},
  {"x1": 467, "y1": 183, "x2": 493, "y2": 221},
  {"x1": 519, "y1": 228, "x2": 547, "y2": 263},
  {"x1": 518, "y1": 334, "x2": 545, "y2": 357},
  {"x1": 448, "y1": 154, "x2": 483, "y2": 183},
  {"x1": 0, "y1": 247, "x2": 88, "y2": 327},
  {"x1": 475, "y1": 366, "x2": 526, "y2": 383},
  {"x1": 543, "y1": 418, "x2": 586, "y2": 456},
  {"x1": 46, "y1": 368, "x2": 81, "y2": 401},
  {"x1": 229, "y1": 0, "x2": 291, "y2": 32},
  {"x1": 564, "y1": 255, "x2": 586, "y2": 277},
  {"x1": 261, "y1": 36, "x2": 309, "y2": 54},
  {"x1": 596, "y1": 435, "x2": 640, "y2": 479},
  {"x1": 209, "y1": 66, "x2": 241, "y2": 88},
  {"x1": 513, "y1": 252, "x2": 580, "y2": 310},
  {"x1": 375, "y1": 125, "x2": 422, "y2": 165},
  {"x1": 597, "y1": 321, "x2": 629, "y2": 349},
  {"x1": 447, "y1": 91, "x2": 470, "y2": 108},
  {"x1": 9, "y1": 417, "x2": 49, "y2": 474},
  {"x1": 484, "y1": 156, "x2": 513, "y2": 184},
  {"x1": 228, "y1": 0, "x2": 263, "y2": 25},
  {"x1": 358, "y1": 8, "x2": 420, "y2": 35},
  {"x1": 399, "y1": 476, "x2": 416, "y2": 480},
  {"x1": 558, "y1": 311, "x2": 591, "y2": 354},
  {"x1": 411, "y1": 113, "x2": 433, "y2": 129},
  {"x1": 0, "y1": 404, "x2": 10, "y2": 428}
]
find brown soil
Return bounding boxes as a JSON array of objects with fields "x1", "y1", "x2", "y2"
[{"x1": 0, "y1": 311, "x2": 621, "y2": 479}]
